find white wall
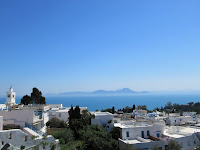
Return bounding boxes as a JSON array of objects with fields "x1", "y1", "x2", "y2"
[
  {"x1": 0, "y1": 129, "x2": 59, "y2": 150},
  {"x1": 121, "y1": 123, "x2": 165, "y2": 140},
  {"x1": 49, "y1": 104, "x2": 63, "y2": 109},
  {"x1": 55, "y1": 111, "x2": 69, "y2": 122},
  {"x1": 168, "y1": 116, "x2": 194, "y2": 125},
  {"x1": 118, "y1": 138, "x2": 165, "y2": 150},
  {"x1": 169, "y1": 134, "x2": 200, "y2": 150},
  {"x1": 92, "y1": 112, "x2": 114, "y2": 125},
  {"x1": 0, "y1": 110, "x2": 34, "y2": 126},
  {"x1": 0, "y1": 116, "x2": 3, "y2": 131}
]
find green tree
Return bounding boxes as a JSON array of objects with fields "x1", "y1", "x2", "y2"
[
  {"x1": 46, "y1": 118, "x2": 67, "y2": 128},
  {"x1": 81, "y1": 109, "x2": 94, "y2": 126},
  {"x1": 20, "y1": 87, "x2": 46, "y2": 105},
  {"x1": 112, "y1": 106, "x2": 115, "y2": 114},
  {"x1": 132, "y1": 104, "x2": 136, "y2": 111},
  {"x1": 21, "y1": 95, "x2": 32, "y2": 105},
  {"x1": 79, "y1": 125, "x2": 118, "y2": 150},
  {"x1": 110, "y1": 127, "x2": 120, "y2": 140},
  {"x1": 31, "y1": 87, "x2": 46, "y2": 104},
  {"x1": 68, "y1": 105, "x2": 82, "y2": 130},
  {"x1": 137, "y1": 105, "x2": 147, "y2": 110},
  {"x1": 101, "y1": 108, "x2": 113, "y2": 113},
  {"x1": 151, "y1": 145, "x2": 161, "y2": 150},
  {"x1": 166, "y1": 140, "x2": 181, "y2": 150},
  {"x1": 196, "y1": 146, "x2": 200, "y2": 150},
  {"x1": 74, "y1": 106, "x2": 81, "y2": 119},
  {"x1": 51, "y1": 128, "x2": 74, "y2": 144},
  {"x1": 121, "y1": 144, "x2": 133, "y2": 150}
]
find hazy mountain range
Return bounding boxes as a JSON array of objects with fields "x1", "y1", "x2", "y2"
[{"x1": 56, "y1": 88, "x2": 148, "y2": 96}]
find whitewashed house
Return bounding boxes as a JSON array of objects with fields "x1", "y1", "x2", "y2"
[
  {"x1": 118, "y1": 122, "x2": 165, "y2": 150},
  {"x1": 166, "y1": 113, "x2": 196, "y2": 125},
  {"x1": 48, "y1": 106, "x2": 87, "y2": 122},
  {"x1": 91, "y1": 112, "x2": 114, "y2": 130},
  {"x1": 132, "y1": 109, "x2": 147, "y2": 118},
  {"x1": 0, "y1": 115, "x2": 59, "y2": 150},
  {"x1": 117, "y1": 119, "x2": 200, "y2": 150},
  {"x1": 0, "y1": 87, "x2": 50, "y2": 135}
]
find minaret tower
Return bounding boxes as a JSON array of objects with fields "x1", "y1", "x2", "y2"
[{"x1": 5, "y1": 86, "x2": 16, "y2": 107}]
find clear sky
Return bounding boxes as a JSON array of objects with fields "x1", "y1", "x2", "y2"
[{"x1": 0, "y1": 0, "x2": 200, "y2": 96}]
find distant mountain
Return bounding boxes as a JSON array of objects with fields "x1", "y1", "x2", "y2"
[
  {"x1": 92, "y1": 88, "x2": 148, "y2": 95},
  {"x1": 57, "y1": 88, "x2": 149, "y2": 96}
]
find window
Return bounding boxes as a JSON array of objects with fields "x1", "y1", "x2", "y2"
[
  {"x1": 25, "y1": 136, "x2": 28, "y2": 142},
  {"x1": 126, "y1": 131, "x2": 129, "y2": 137},
  {"x1": 141, "y1": 131, "x2": 144, "y2": 138},
  {"x1": 59, "y1": 113, "x2": 61, "y2": 117},
  {"x1": 157, "y1": 133, "x2": 160, "y2": 138},
  {"x1": 9, "y1": 133, "x2": 12, "y2": 139},
  {"x1": 147, "y1": 130, "x2": 150, "y2": 136}
]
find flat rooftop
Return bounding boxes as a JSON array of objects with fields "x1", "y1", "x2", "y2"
[
  {"x1": 163, "y1": 126, "x2": 200, "y2": 138},
  {"x1": 56, "y1": 109, "x2": 70, "y2": 112},
  {"x1": 93, "y1": 112, "x2": 113, "y2": 116},
  {"x1": 164, "y1": 131, "x2": 185, "y2": 138},
  {"x1": 119, "y1": 137, "x2": 152, "y2": 144},
  {"x1": 122, "y1": 139, "x2": 143, "y2": 144},
  {"x1": 114, "y1": 123, "x2": 152, "y2": 128}
]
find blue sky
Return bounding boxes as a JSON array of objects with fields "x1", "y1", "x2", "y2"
[{"x1": 0, "y1": 0, "x2": 200, "y2": 96}]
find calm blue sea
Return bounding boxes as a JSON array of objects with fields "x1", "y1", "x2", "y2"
[{"x1": 1, "y1": 94, "x2": 200, "y2": 111}]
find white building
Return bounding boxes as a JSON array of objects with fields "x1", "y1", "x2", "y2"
[
  {"x1": 55, "y1": 109, "x2": 69, "y2": 122},
  {"x1": 0, "y1": 129, "x2": 59, "y2": 150},
  {"x1": 166, "y1": 113, "x2": 195, "y2": 125},
  {"x1": 132, "y1": 109, "x2": 147, "y2": 118},
  {"x1": 164, "y1": 126, "x2": 200, "y2": 150},
  {"x1": 91, "y1": 112, "x2": 114, "y2": 131},
  {"x1": 183, "y1": 112, "x2": 197, "y2": 116},
  {"x1": 118, "y1": 122, "x2": 165, "y2": 150},
  {"x1": 117, "y1": 119, "x2": 200, "y2": 150},
  {"x1": 49, "y1": 106, "x2": 87, "y2": 122},
  {"x1": 0, "y1": 115, "x2": 59, "y2": 150},
  {"x1": 0, "y1": 104, "x2": 50, "y2": 134}
]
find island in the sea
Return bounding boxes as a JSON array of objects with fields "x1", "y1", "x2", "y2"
[{"x1": 57, "y1": 88, "x2": 149, "y2": 96}]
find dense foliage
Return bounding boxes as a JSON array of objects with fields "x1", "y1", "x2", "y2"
[
  {"x1": 48, "y1": 106, "x2": 119, "y2": 150},
  {"x1": 101, "y1": 106, "x2": 115, "y2": 114},
  {"x1": 154, "y1": 101, "x2": 200, "y2": 114},
  {"x1": 166, "y1": 140, "x2": 181, "y2": 150},
  {"x1": 101, "y1": 104, "x2": 149, "y2": 113},
  {"x1": 46, "y1": 118, "x2": 67, "y2": 128},
  {"x1": 21, "y1": 88, "x2": 46, "y2": 105},
  {"x1": 196, "y1": 146, "x2": 200, "y2": 150},
  {"x1": 79, "y1": 125, "x2": 118, "y2": 150}
]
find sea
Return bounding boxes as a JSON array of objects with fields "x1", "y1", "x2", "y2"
[{"x1": 1, "y1": 94, "x2": 200, "y2": 111}]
